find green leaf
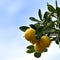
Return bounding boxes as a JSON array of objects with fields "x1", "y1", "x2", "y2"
[
  {"x1": 55, "y1": 40, "x2": 59, "y2": 45},
  {"x1": 26, "y1": 45, "x2": 34, "y2": 49},
  {"x1": 58, "y1": 37, "x2": 60, "y2": 42},
  {"x1": 43, "y1": 27, "x2": 51, "y2": 34},
  {"x1": 34, "y1": 52, "x2": 41, "y2": 58},
  {"x1": 29, "y1": 17, "x2": 40, "y2": 22},
  {"x1": 43, "y1": 11, "x2": 50, "y2": 21},
  {"x1": 59, "y1": 24, "x2": 60, "y2": 28},
  {"x1": 44, "y1": 48, "x2": 48, "y2": 52},
  {"x1": 47, "y1": 21, "x2": 54, "y2": 27},
  {"x1": 29, "y1": 24, "x2": 36, "y2": 30},
  {"x1": 56, "y1": 0, "x2": 58, "y2": 7},
  {"x1": 38, "y1": 9, "x2": 42, "y2": 20},
  {"x1": 19, "y1": 26, "x2": 29, "y2": 32},
  {"x1": 56, "y1": 7, "x2": 60, "y2": 17},
  {"x1": 47, "y1": 33, "x2": 50, "y2": 36},
  {"x1": 47, "y1": 3, "x2": 56, "y2": 13},
  {"x1": 35, "y1": 26, "x2": 43, "y2": 40},
  {"x1": 26, "y1": 49, "x2": 35, "y2": 53},
  {"x1": 35, "y1": 23, "x2": 40, "y2": 29},
  {"x1": 50, "y1": 29, "x2": 56, "y2": 33},
  {"x1": 57, "y1": 17, "x2": 60, "y2": 24}
]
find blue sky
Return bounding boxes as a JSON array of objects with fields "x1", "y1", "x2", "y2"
[{"x1": 0, "y1": 0, "x2": 60, "y2": 60}]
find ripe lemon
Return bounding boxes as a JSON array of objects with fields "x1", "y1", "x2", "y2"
[
  {"x1": 40, "y1": 36, "x2": 51, "y2": 47},
  {"x1": 34, "y1": 42, "x2": 45, "y2": 52},
  {"x1": 24, "y1": 28, "x2": 38, "y2": 44}
]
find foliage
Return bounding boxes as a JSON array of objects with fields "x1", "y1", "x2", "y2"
[{"x1": 19, "y1": 0, "x2": 60, "y2": 58}]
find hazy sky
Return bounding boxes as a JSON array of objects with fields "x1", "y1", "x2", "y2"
[{"x1": 0, "y1": 0, "x2": 60, "y2": 60}]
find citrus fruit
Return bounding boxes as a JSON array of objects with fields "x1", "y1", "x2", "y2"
[
  {"x1": 34, "y1": 42, "x2": 45, "y2": 52},
  {"x1": 40, "y1": 36, "x2": 51, "y2": 47},
  {"x1": 24, "y1": 28, "x2": 38, "y2": 44}
]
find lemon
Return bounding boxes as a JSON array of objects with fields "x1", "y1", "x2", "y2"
[
  {"x1": 40, "y1": 36, "x2": 51, "y2": 47},
  {"x1": 24, "y1": 28, "x2": 38, "y2": 44},
  {"x1": 34, "y1": 42, "x2": 45, "y2": 52}
]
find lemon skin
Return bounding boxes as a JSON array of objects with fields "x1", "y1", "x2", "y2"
[
  {"x1": 24, "y1": 28, "x2": 38, "y2": 44},
  {"x1": 40, "y1": 36, "x2": 51, "y2": 47}
]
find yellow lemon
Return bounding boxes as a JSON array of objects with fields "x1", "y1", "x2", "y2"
[
  {"x1": 40, "y1": 36, "x2": 51, "y2": 47},
  {"x1": 34, "y1": 42, "x2": 45, "y2": 52},
  {"x1": 24, "y1": 28, "x2": 38, "y2": 44}
]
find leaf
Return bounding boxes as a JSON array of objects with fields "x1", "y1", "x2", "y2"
[
  {"x1": 57, "y1": 17, "x2": 60, "y2": 24},
  {"x1": 29, "y1": 17, "x2": 40, "y2": 22},
  {"x1": 19, "y1": 26, "x2": 29, "y2": 32},
  {"x1": 38, "y1": 9, "x2": 42, "y2": 20},
  {"x1": 35, "y1": 23, "x2": 40, "y2": 29},
  {"x1": 43, "y1": 11, "x2": 50, "y2": 21},
  {"x1": 50, "y1": 29, "x2": 56, "y2": 33},
  {"x1": 43, "y1": 27, "x2": 51, "y2": 34},
  {"x1": 26, "y1": 45, "x2": 34, "y2": 49},
  {"x1": 44, "y1": 12, "x2": 52, "y2": 22},
  {"x1": 26, "y1": 49, "x2": 35, "y2": 53},
  {"x1": 59, "y1": 37, "x2": 60, "y2": 42},
  {"x1": 44, "y1": 48, "x2": 48, "y2": 52},
  {"x1": 35, "y1": 26, "x2": 43, "y2": 39},
  {"x1": 29, "y1": 24, "x2": 36, "y2": 30},
  {"x1": 47, "y1": 21, "x2": 54, "y2": 27},
  {"x1": 47, "y1": 33, "x2": 50, "y2": 36},
  {"x1": 56, "y1": 0, "x2": 58, "y2": 7},
  {"x1": 56, "y1": 7, "x2": 60, "y2": 17},
  {"x1": 59, "y1": 24, "x2": 60, "y2": 28},
  {"x1": 47, "y1": 3, "x2": 56, "y2": 13},
  {"x1": 34, "y1": 52, "x2": 41, "y2": 58},
  {"x1": 55, "y1": 40, "x2": 59, "y2": 45}
]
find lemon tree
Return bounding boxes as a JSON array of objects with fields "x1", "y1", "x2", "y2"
[{"x1": 19, "y1": 0, "x2": 60, "y2": 58}]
